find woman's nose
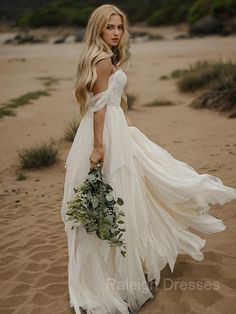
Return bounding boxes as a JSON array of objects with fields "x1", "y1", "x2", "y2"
[{"x1": 113, "y1": 28, "x2": 119, "y2": 35}]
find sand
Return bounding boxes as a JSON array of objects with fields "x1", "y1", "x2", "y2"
[{"x1": 0, "y1": 31, "x2": 236, "y2": 314}]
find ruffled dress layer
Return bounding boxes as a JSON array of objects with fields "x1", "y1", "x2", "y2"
[{"x1": 61, "y1": 69, "x2": 236, "y2": 314}]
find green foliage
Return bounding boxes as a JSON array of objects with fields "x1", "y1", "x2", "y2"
[
  {"x1": 6, "y1": 91, "x2": 50, "y2": 108},
  {"x1": 1, "y1": 0, "x2": 235, "y2": 27},
  {"x1": 190, "y1": 74, "x2": 236, "y2": 114},
  {"x1": 144, "y1": 100, "x2": 176, "y2": 107},
  {"x1": 0, "y1": 107, "x2": 15, "y2": 119},
  {"x1": 37, "y1": 76, "x2": 60, "y2": 89},
  {"x1": 188, "y1": 0, "x2": 211, "y2": 24},
  {"x1": 127, "y1": 92, "x2": 138, "y2": 110},
  {"x1": 66, "y1": 163, "x2": 127, "y2": 257},
  {"x1": 63, "y1": 118, "x2": 81, "y2": 142},
  {"x1": 172, "y1": 59, "x2": 236, "y2": 115},
  {"x1": 0, "y1": 90, "x2": 50, "y2": 120},
  {"x1": 188, "y1": 0, "x2": 236, "y2": 24},
  {"x1": 148, "y1": 10, "x2": 165, "y2": 26},
  {"x1": 175, "y1": 60, "x2": 236, "y2": 92},
  {"x1": 16, "y1": 3, "x2": 95, "y2": 28},
  {"x1": 148, "y1": 1, "x2": 194, "y2": 26},
  {"x1": 16, "y1": 172, "x2": 27, "y2": 181},
  {"x1": 160, "y1": 75, "x2": 169, "y2": 80},
  {"x1": 18, "y1": 140, "x2": 59, "y2": 169},
  {"x1": 171, "y1": 69, "x2": 189, "y2": 79}
]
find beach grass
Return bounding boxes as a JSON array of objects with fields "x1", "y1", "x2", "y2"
[
  {"x1": 173, "y1": 60, "x2": 236, "y2": 92},
  {"x1": 171, "y1": 60, "x2": 236, "y2": 116},
  {"x1": 0, "y1": 90, "x2": 50, "y2": 120},
  {"x1": 144, "y1": 100, "x2": 176, "y2": 107},
  {"x1": 160, "y1": 75, "x2": 169, "y2": 80},
  {"x1": 16, "y1": 172, "x2": 27, "y2": 181},
  {"x1": 127, "y1": 92, "x2": 138, "y2": 110},
  {"x1": 36, "y1": 76, "x2": 61, "y2": 89},
  {"x1": 18, "y1": 140, "x2": 59, "y2": 169},
  {"x1": 171, "y1": 69, "x2": 189, "y2": 79},
  {"x1": 173, "y1": 60, "x2": 236, "y2": 118},
  {"x1": 63, "y1": 119, "x2": 81, "y2": 142},
  {"x1": 0, "y1": 107, "x2": 16, "y2": 119}
]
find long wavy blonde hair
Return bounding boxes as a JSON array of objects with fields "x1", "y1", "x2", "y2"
[{"x1": 75, "y1": 4, "x2": 131, "y2": 117}]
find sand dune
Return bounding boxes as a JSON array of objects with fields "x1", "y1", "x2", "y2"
[{"x1": 0, "y1": 33, "x2": 236, "y2": 314}]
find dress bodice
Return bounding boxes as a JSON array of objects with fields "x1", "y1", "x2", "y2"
[{"x1": 89, "y1": 69, "x2": 127, "y2": 112}]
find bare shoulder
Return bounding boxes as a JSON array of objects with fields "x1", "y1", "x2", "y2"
[
  {"x1": 92, "y1": 58, "x2": 113, "y2": 94},
  {"x1": 95, "y1": 58, "x2": 113, "y2": 77}
]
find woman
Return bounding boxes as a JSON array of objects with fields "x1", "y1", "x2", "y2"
[{"x1": 61, "y1": 4, "x2": 236, "y2": 314}]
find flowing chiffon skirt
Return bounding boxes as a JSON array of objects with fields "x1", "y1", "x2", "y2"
[{"x1": 61, "y1": 69, "x2": 236, "y2": 314}]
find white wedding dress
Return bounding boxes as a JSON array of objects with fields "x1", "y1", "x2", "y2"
[{"x1": 61, "y1": 68, "x2": 236, "y2": 314}]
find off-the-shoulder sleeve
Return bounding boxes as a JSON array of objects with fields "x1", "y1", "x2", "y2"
[{"x1": 88, "y1": 77, "x2": 116, "y2": 112}]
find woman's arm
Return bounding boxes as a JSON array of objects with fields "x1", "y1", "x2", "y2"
[{"x1": 89, "y1": 58, "x2": 113, "y2": 169}]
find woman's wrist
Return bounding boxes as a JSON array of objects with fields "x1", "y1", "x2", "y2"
[{"x1": 94, "y1": 144, "x2": 104, "y2": 148}]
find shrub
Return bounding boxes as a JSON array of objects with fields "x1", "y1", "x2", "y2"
[
  {"x1": 0, "y1": 90, "x2": 50, "y2": 120},
  {"x1": 190, "y1": 73, "x2": 236, "y2": 113},
  {"x1": 127, "y1": 93, "x2": 138, "y2": 110},
  {"x1": 188, "y1": 0, "x2": 236, "y2": 25},
  {"x1": 17, "y1": 4, "x2": 94, "y2": 28},
  {"x1": 144, "y1": 100, "x2": 176, "y2": 107},
  {"x1": 160, "y1": 75, "x2": 169, "y2": 80},
  {"x1": 148, "y1": 2, "x2": 193, "y2": 26},
  {"x1": 0, "y1": 107, "x2": 15, "y2": 119},
  {"x1": 172, "y1": 59, "x2": 236, "y2": 115},
  {"x1": 16, "y1": 172, "x2": 27, "y2": 181},
  {"x1": 18, "y1": 140, "x2": 59, "y2": 169},
  {"x1": 63, "y1": 119, "x2": 81, "y2": 142},
  {"x1": 171, "y1": 69, "x2": 189, "y2": 79},
  {"x1": 176, "y1": 60, "x2": 236, "y2": 92}
]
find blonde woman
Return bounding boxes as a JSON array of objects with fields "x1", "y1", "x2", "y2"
[{"x1": 61, "y1": 4, "x2": 236, "y2": 314}]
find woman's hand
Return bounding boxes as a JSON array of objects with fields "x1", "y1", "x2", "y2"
[{"x1": 89, "y1": 146, "x2": 104, "y2": 169}]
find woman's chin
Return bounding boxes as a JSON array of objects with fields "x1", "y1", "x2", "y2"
[{"x1": 111, "y1": 41, "x2": 119, "y2": 47}]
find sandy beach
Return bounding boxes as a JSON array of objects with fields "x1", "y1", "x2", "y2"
[{"x1": 0, "y1": 31, "x2": 236, "y2": 314}]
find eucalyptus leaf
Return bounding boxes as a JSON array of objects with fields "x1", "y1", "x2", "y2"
[
  {"x1": 66, "y1": 163, "x2": 127, "y2": 257},
  {"x1": 105, "y1": 194, "x2": 114, "y2": 202},
  {"x1": 118, "y1": 228, "x2": 126, "y2": 232},
  {"x1": 87, "y1": 173, "x2": 96, "y2": 181},
  {"x1": 91, "y1": 197, "x2": 99, "y2": 209},
  {"x1": 117, "y1": 198, "x2": 124, "y2": 206},
  {"x1": 121, "y1": 250, "x2": 126, "y2": 257}
]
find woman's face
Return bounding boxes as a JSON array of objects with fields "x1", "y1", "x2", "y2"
[{"x1": 101, "y1": 14, "x2": 123, "y2": 48}]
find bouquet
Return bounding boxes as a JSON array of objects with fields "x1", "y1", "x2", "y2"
[{"x1": 66, "y1": 163, "x2": 127, "y2": 257}]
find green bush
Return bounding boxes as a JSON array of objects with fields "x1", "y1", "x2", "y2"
[
  {"x1": 16, "y1": 172, "x2": 27, "y2": 181},
  {"x1": 127, "y1": 92, "x2": 138, "y2": 110},
  {"x1": 148, "y1": 2, "x2": 193, "y2": 26},
  {"x1": 188, "y1": 0, "x2": 236, "y2": 25},
  {"x1": 1, "y1": 0, "x2": 236, "y2": 27},
  {"x1": 176, "y1": 60, "x2": 236, "y2": 92},
  {"x1": 172, "y1": 59, "x2": 236, "y2": 115},
  {"x1": 0, "y1": 107, "x2": 15, "y2": 119},
  {"x1": 190, "y1": 75, "x2": 236, "y2": 114},
  {"x1": 0, "y1": 90, "x2": 50, "y2": 120},
  {"x1": 63, "y1": 119, "x2": 81, "y2": 142},
  {"x1": 17, "y1": 4, "x2": 94, "y2": 28},
  {"x1": 144, "y1": 100, "x2": 176, "y2": 107},
  {"x1": 18, "y1": 140, "x2": 59, "y2": 169},
  {"x1": 148, "y1": 10, "x2": 166, "y2": 26}
]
